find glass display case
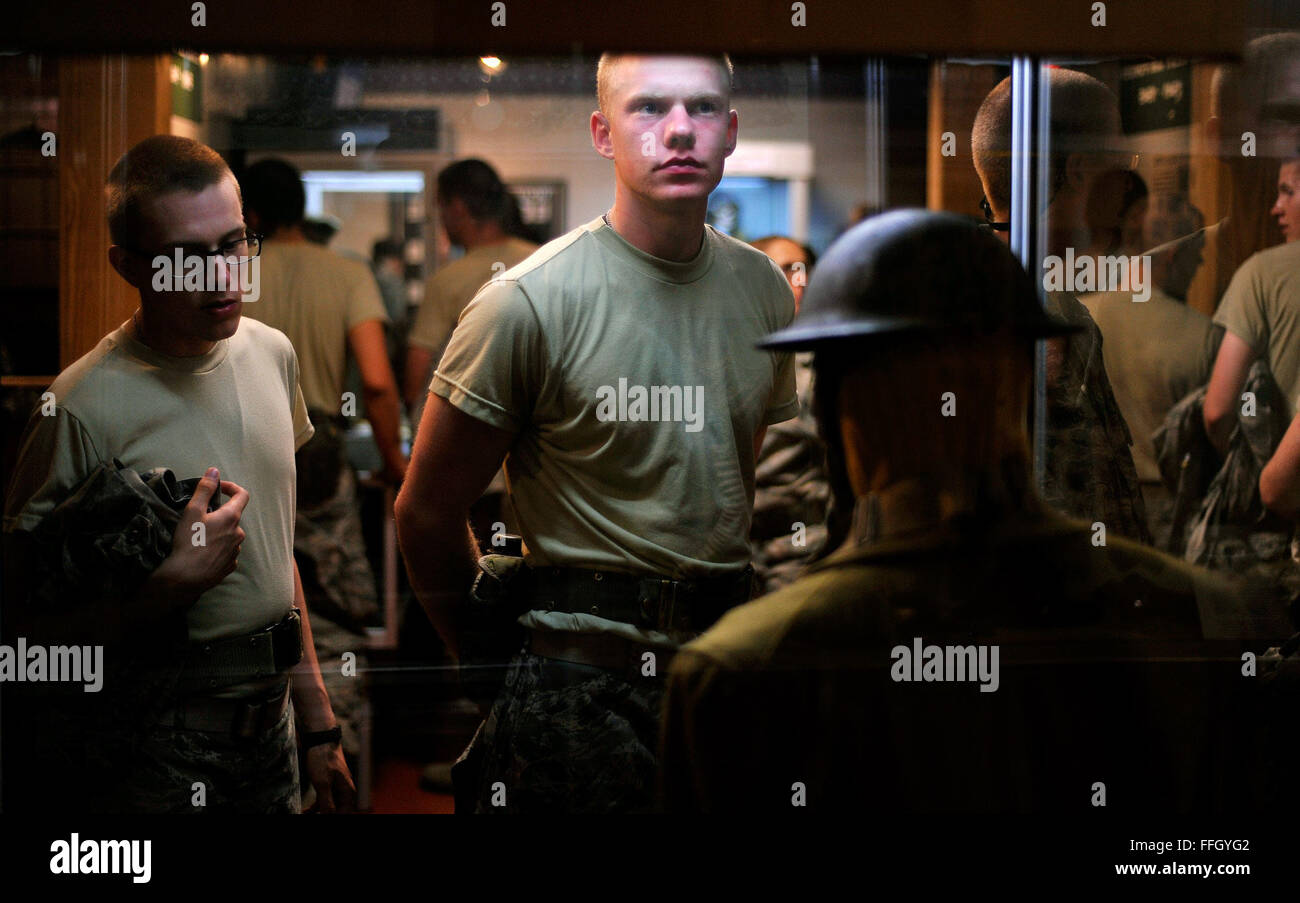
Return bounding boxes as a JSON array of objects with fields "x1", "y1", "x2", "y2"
[{"x1": 4, "y1": 0, "x2": 1298, "y2": 835}]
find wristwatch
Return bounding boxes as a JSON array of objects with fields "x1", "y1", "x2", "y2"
[{"x1": 301, "y1": 725, "x2": 342, "y2": 749}]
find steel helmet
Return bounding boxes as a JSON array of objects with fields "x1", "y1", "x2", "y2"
[{"x1": 758, "y1": 209, "x2": 1077, "y2": 350}]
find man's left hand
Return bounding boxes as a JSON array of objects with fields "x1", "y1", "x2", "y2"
[{"x1": 305, "y1": 743, "x2": 356, "y2": 813}]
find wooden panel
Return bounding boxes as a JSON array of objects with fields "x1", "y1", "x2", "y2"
[
  {"x1": 19, "y1": 0, "x2": 1246, "y2": 58},
  {"x1": 0, "y1": 375, "x2": 54, "y2": 387},
  {"x1": 927, "y1": 61, "x2": 1001, "y2": 219},
  {"x1": 57, "y1": 56, "x2": 170, "y2": 368},
  {"x1": 1185, "y1": 62, "x2": 1229, "y2": 317}
]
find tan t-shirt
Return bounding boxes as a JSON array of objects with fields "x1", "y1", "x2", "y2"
[
  {"x1": 3, "y1": 318, "x2": 314, "y2": 644},
  {"x1": 1214, "y1": 239, "x2": 1300, "y2": 416},
  {"x1": 409, "y1": 238, "x2": 539, "y2": 358},
  {"x1": 243, "y1": 240, "x2": 388, "y2": 412},
  {"x1": 1081, "y1": 286, "x2": 1221, "y2": 481},
  {"x1": 433, "y1": 216, "x2": 799, "y2": 588}
]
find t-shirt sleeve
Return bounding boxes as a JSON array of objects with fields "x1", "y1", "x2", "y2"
[
  {"x1": 763, "y1": 263, "x2": 800, "y2": 425},
  {"x1": 280, "y1": 340, "x2": 314, "y2": 451},
  {"x1": 345, "y1": 263, "x2": 391, "y2": 330},
  {"x1": 765, "y1": 352, "x2": 799, "y2": 425},
  {"x1": 2, "y1": 405, "x2": 101, "y2": 535},
  {"x1": 429, "y1": 279, "x2": 543, "y2": 433},
  {"x1": 292, "y1": 383, "x2": 314, "y2": 451},
  {"x1": 1214, "y1": 254, "x2": 1267, "y2": 353}
]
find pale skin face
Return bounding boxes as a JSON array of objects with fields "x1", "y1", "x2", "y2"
[
  {"x1": 754, "y1": 237, "x2": 810, "y2": 310},
  {"x1": 590, "y1": 56, "x2": 738, "y2": 259},
  {"x1": 1272, "y1": 161, "x2": 1300, "y2": 242},
  {"x1": 108, "y1": 174, "x2": 247, "y2": 357}
]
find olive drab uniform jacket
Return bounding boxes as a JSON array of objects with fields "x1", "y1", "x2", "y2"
[{"x1": 662, "y1": 481, "x2": 1297, "y2": 813}]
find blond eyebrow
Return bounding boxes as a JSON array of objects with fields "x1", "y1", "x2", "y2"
[{"x1": 625, "y1": 91, "x2": 725, "y2": 109}]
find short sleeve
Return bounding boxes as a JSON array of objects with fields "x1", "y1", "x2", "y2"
[
  {"x1": 292, "y1": 383, "x2": 314, "y2": 451},
  {"x1": 765, "y1": 351, "x2": 799, "y2": 425},
  {"x1": 1214, "y1": 255, "x2": 1267, "y2": 353},
  {"x1": 281, "y1": 340, "x2": 314, "y2": 451},
  {"x1": 345, "y1": 262, "x2": 390, "y2": 331},
  {"x1": 762, "y1": 264, "x2": 800, "y2": 424},
  {"x1": 429, "y1": 279, "x2": 543, "y2": 433},
  {"x1": 2, "y1": 405, "x2": 102, "y2": 535}
]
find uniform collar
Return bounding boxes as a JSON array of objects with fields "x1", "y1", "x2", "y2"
[{"x1": 846, "y1": 466, "x2": 1042, "y2": 548}]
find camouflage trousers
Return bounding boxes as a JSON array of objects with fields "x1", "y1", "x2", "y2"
[
  {"x1": 294, "y1": 444, "x2": 378, "y2": 761},
  {"x1": 1196, "y1": 526, "x2": 1300, "y2": 630},
  {"x1": 451, "y1": 649, "x2": 666, "y2": 814},
  {"x1": 74, "y1": 692, "x2": 301, "y2": 814}
]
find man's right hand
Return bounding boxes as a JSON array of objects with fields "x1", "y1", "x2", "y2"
[{"x1": 136, "y1": 467, "x2": 249, "y2": 619}]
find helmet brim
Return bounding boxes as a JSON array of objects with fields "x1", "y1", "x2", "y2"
[{"x1": 757, "y1": 310, "x2": 1082, "y2": 351}]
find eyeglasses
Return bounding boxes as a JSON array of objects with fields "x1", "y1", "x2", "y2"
[
  {"x1": 123, "y1": 232, "x2": 263, "y2": 264},
  {"x1": 979, "y1": 197, "x2": 1011, "y2": 233}
]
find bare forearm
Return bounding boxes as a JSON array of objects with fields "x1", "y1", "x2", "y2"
[
  {"x1": 363, "y1": 384, "x2": 407, "y2": 473},
  {"x1": 1203, "y1": 402, "x2": 1235, "y2": 457},
  {"x1": 1261, "y1": 415, "x2": 1300, "y2": 520},
  {"x1": 403, "y1": 346, "x2": 435, "y2": 411},
  {"x1": 288, "y1": 563, "x2": 337, "y2": 732},
  {"x1": 1204, "y1": 332, "x2": 1256, "y2": 458},
  {"x1": 1260, "y1": 464, "x2": 1300, "y2": 519},
  {"x1": 395, "y1": 506, "x2": 479, "y2": 659}
]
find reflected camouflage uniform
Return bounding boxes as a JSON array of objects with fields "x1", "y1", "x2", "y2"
[
  {"x1": 1043, "y1": 293, "x2": 1150, "y2": 544},
  {"x1": 452, "y1": 652, "x2": 665, "y2": 814},
  {"x1": 751, "y1": 352, "x2": 830, "y2": 594},
  {"x1": 1178, "y1": 363, "x2": 1300, "y2": 627}
]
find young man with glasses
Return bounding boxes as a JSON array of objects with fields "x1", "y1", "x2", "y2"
[{"x1": 2, "y1": 135, "x2": 354, "y2": 813}]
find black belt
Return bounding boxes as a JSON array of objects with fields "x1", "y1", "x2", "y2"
[
  {"x1": 175, "y1": 609, "x2": 303, "y2": 695},
  {"x1": 157, "y1": 680, "x2": 291, "y2": 738},
  {"x1": 516, "y1": 565, "x2": 753, "y2": 634}
]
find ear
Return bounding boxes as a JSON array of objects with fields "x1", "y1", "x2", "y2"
[
  {"x1": 591, "y1": 110, "x2": 615, "y2": 161},
  {"x1": 724, "y1": 109, "x2": 739, "y2": 158},
  {"x1": 108, "y1": 245, "x2": 142, "y2": 289},
  {"x1": 245, "y1": 209, "x2": 263, "y2": 233},
  {"x1": 447, "y1": 197, "x2": 471, "y2": 223}
]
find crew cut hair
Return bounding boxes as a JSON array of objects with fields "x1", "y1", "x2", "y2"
[
  {"x1": 972, "y1": 68, "x2": 1120, "y2": 211},
  {"x1": 596, "y1": 53, "x2": 734, "y2": 115},
  {"x1": 105, "y1": 135, "x2": 236, "y2": 247}
]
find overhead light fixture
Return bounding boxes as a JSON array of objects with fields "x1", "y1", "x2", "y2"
[{"x1": 479, "y1": 55, "x2": 506, "y2": 77}]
